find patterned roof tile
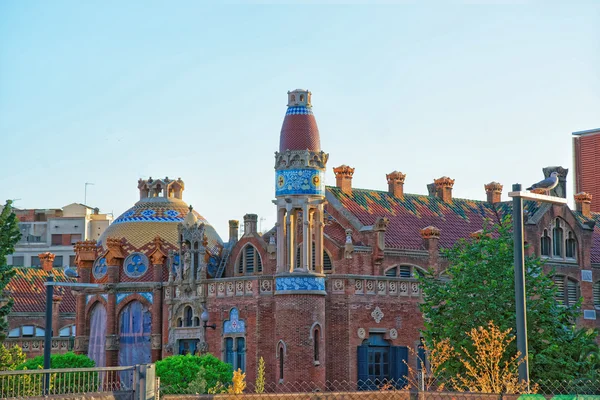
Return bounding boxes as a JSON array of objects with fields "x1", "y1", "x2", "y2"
[{"x1": 6, "y1": 267, "x2": 76, "y2": 314}]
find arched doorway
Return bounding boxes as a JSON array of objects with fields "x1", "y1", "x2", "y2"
[
  {"x1": 88, "y1": 303, "x2": 106, "y2": 368},
  {"x1": 118, "y1": 301, "x2": 151, "y2": 367}
]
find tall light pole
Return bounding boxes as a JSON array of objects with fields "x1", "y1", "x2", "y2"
[
  {"x1": 508, "y1": 185, "x2": 567, "y2": 390},
  {"x1": 84, "y1": 182, "x2": 94, "y2": 205},
  {"x1": 42, "y1": 279, "x2": 100, "y2": 394}
]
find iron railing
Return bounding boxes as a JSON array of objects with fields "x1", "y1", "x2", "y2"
[{"x1": 0, "y1": 365, "x2": 136, "y2": 398}]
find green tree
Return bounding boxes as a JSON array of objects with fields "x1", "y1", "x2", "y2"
[
  {"x1": 419, "y1": 216, "x2": 598, "y2": 381},
  {"x1": 0, "y1": 344, "x2": 26, "y2": 371},
  {"x1": 0, "y1": 199, "x2": 22, "y2": 342},
  {"x1": 156, "y1": 354, "x2": 233, "y2": 394}
]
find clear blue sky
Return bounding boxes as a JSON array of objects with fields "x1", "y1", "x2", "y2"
[{"x1": 1, "y1": 2, "x2": 599, "y2": 238}]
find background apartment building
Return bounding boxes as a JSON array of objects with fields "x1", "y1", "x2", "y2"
[{"x1": 7, "y1": 203, "x2": 112, "y2": 268}]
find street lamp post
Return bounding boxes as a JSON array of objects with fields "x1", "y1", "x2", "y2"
[
  {"x1": 508, "y1": 184, "x2": 567, "y2": 390},
  {"x1": 200, "y1": 304, "x2": 216, "y2": 354},
  {"x1": 42, "y1": 281, "x2": 100, "y2": 395}
]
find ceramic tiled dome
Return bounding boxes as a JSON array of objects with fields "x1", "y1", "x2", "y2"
[{"x1": 98, "y1": 178, "x2": 223, "y2": 256}]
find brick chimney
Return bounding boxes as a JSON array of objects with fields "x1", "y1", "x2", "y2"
[
  {"x1": 574, "y1": 192, "x2": 593, "y2": 218},
  {"x1": 38, "y1": 252, "x2": 55, "y2": 272},
  {"x1": 243, "y1": 214, "x2": 258, "y2": 235},
  {"x1": 386, "y1": 171, "x2": 406, "y2": 199},
  {"x1": 333, "y1": 165, "x2": 355, "y2": 195},
  {"x1": 52, "y1": 295, "x2": 62, "y2": 337},
  {"x1": 484, "y1": 182, "x2": 503, "y2": 204},
  {"x1": 434, "y1": 177, "x2": 455, "y2": 203},
  {"x1": 420, "y1": 226, "x2": 440, "y2": 271},
  {"x1": 229, "y1": 220, "x2": 239, "y2": 243}
]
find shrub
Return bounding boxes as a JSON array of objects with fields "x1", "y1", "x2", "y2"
[
  {"x1": 156, "y1": 354, "x2": 232, "y2": 394},
  {"x1": 17, "y1": 352, "x2": 95, "y2": 370}
]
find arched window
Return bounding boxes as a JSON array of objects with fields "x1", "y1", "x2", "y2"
[
  {"x1": 59, "y1": 325, "x2": 76, "y2": 337},
  {"x1": 237, "y1": 245, "x2": 262, "y2": 275},
  {"x1": 384, "y1": 265, "x2": 424, "y2": 278},
  {"x1": 184, "y1": 306, "x2": 193, "y2": 327},
  {"x1": 313, "y1": 326, "x2": 320, "y2": 363},
  {"x1": 540, "y1": 230, "x2": 551, "y2": 257},
  {"x1": 552, "y1": 219, "x2": 563, "y2": 257},
  {"x1": 223, "y1": 308, "x2": 246, "y2": 372},
  {"x1": 593, "y1": 281, "x2": 600, "y2": 310},
  {"x1": 565, "y1": 232, "x2": 576, "y2": 259},
  {"x1": 279, "y1": 344, "x2": 285, "y2": 382},
  {"x1": 8, "y1": 326, "x2": 45, "y2": 337},
  {"x1": 553, "y1": 275, "x2": 579, "y2": 307}
]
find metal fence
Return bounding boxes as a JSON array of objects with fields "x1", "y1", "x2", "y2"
[
  {"x1": 158, "y1": 378, "x2": 600, "y2": 399},
  {"x1": 0, "y1": 365, "x2": 136, "y2": 398}
]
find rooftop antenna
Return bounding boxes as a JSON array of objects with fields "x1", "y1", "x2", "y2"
[
  {"x1": 260, "y1": 217, "x2": 266, "y2": 233},
  {"x1": 84, "y1": 182, "x2": 95, "y2": 205}
]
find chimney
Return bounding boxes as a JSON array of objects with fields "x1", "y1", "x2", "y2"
[
  {"x1": 427, "y1": 183, "x2": 436, "y2": 197},
  {"x1": 386, "y1": 171, "x2": 406, "y2": 199},
  {"x1": 420, "y1": 226, "x2": 440, "y2": 271},
  {"x1": 484, "y1": 182, "x2": 503, "y2": 204},
  {"x1": 434, "y1": 177, "x2": 455, "y2": 203},
  {"x1": 333, "y1": 165, "x2": 355, "y2": 195},
  {"x1": 52, "y1": 295, "x2": 62, "y2": 337},
  {"x1": 229, "y1": 220, "x2": 239, "y2": 243},
  {"x1": 574, "y1": 192, "x2": 592, "y2": 218},
  {"x1": 243, "y1": 214, "x2": 258, "y2": 235},
  {"x1": 38, "y1": 252, "x2": 55, "y2": 272}
]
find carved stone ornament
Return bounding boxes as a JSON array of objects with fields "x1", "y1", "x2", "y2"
[
  {"x1": 260, "y1": 279, "x2": 272, "y2": 292},
  {"x1": 355, "y1": 280, "x2": 363, "y2": 291},
  {"x1": 209, "y1": 283, "x2": 216, "y2": 294},
  {"x1": 151, "y1": 334, "x2": 162, "y2": 350},
  {"x1": 371, "y1": 306, "x2": 384, "y2": 324},
  {"x1": 333, "y1": 279, "x2": 344, "y2": 291},
  {"x1": 357, "y1": 328, "x2": 366, "y2": 339},
  {"x1": 275, "y1": 149, "x2": 329, "y2": 170},
  {"x1": 389, "y1": 328, "x2": 398, "y2": 339},
  {"x1": 165, "y1": 287, "x2": 172, "y2": 299},
  {"x1": 245, "y1": 280, "x2": 252, "y2": 293},
  {"x1": 73, "y1": 336, "x2": 89, "y2": 352},
  {"x1": 105, "y1": 335, "x2": 120, "y2": 351}
]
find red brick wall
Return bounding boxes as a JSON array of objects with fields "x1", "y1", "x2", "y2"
[{"x1": 574, "y1": 132, "x2": 600, "y2": 212}]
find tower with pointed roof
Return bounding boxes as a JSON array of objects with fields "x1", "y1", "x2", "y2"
[{"x1": 273, "y1": 89, "x2": 329, "y2": 384}]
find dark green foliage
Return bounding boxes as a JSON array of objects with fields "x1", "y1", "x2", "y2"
[
  {"x1": 156, "y1": 354, "x2": 233, "y2": 394},
  {"x1": 0, "y1": 200, "x2": 22, "y2": 342},
  {"x1": 419, "y1": 216, "x2": 600, "y2": 381},
  {"x1": 17, "y1": 352, "x2": 96, "y2": 370}
]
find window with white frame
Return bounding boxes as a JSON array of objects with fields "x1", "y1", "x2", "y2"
[
  {"x1": 8, "y1": 326, "x2": 45, "y2": 338},
  {"x1": 59, "y1": 325, "x2": 76, "y2": 337}
]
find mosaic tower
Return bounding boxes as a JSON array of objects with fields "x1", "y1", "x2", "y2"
[{"x1": 273, "y1": 89, "x2": 329, "y2": 383}]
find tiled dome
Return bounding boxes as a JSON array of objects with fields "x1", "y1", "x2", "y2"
[
  {"x1": 98, "y1": 196, "x2": 223, "y2": 256},
  {"x1": 279, "y1": 89, "x2": 321, "y2": 153}
]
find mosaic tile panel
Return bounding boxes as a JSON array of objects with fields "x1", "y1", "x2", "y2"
[
  {"x1": 275, "y1": 276, "x2": 325, "y2": 292},
  {"x1": 276, "y1": 169, "x2": 324, "y2": 196},
  {"x1": 223, "y1": 308, "x2": 246, "y2": 334}
]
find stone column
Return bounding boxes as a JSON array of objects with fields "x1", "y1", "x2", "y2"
[
  {"x1": 286, "y1": 205, "x2": 295, "y2": 272},
  {"x1": 73, "y1": 240, "x2": 97, "y2": 355},
  {"x1": 104, "y1": 238, "x2": 124, "y2": 367},
  {"x1": 52, "y1": 296, "x2": 62, "y2": 338},
  {"x1": 149, "y1": 236, "x2": 167, "y2": 362},
  {"x1": 314, "y1": 204, "x2": 324, "y2": 274},
  {"x1": 302, "y1": 203, "x2": 311, "y2": 271},
  {"x1": 276, "y1": 207, "x2": 285, "y2": 273}
]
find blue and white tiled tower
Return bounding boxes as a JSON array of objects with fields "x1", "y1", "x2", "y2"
[{"x1": 274, "y1": 89, "x2": 329, "y2": 290}]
